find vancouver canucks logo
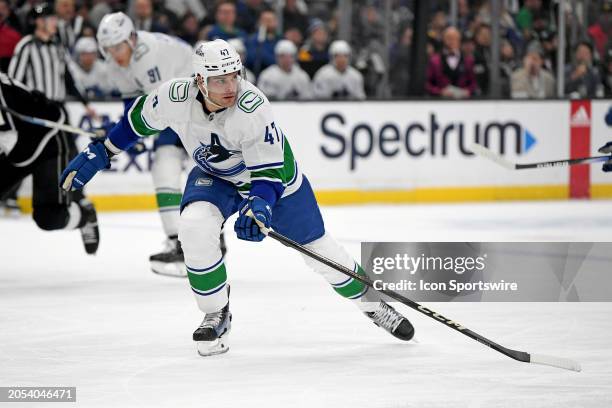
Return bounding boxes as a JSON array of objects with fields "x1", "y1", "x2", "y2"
[{"x1": 193, "y1": 133, "x2": 246, "y2": 177}]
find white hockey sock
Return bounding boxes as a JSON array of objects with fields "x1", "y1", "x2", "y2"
[
  {"x1": 179, "y1": 202, "x2": 228, "y2": 313},
  {"x1": 152, "y1": 145, "x2": 184, "y2": 237}
]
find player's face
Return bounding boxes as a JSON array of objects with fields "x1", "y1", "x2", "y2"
[
  {"x1": 277, "y1": 53, "x2": 294, "y2": 71},
  {"x1": 105, "y1": 41, "x2": 132, "y2": 67},
  {"x1": 333, "y1": 54, "x2": 349, "y2": 72},
  {"x1": 206, "y1": 72, "x2": 240, "y2": 108}
]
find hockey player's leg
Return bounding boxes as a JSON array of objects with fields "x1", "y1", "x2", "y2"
[
  {"x1": 273, "y1": 176, "x2": 414, "y2": 341},
  {"x1": 31, "y1": 146, "x2": 100, "y2": 254},
  {"x1": 179, "y1": 201, "x2": 231, "y2": 356},
  {"x1": 150, "y1": 139, "x2": 185, "y2": 276},
  {"x1": 303, "y1": 234, "x2": 414, "y2": 341}
]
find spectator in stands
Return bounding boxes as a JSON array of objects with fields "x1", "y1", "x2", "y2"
[
  {"x1": 538, "y1": 29, "x2": 557, "y2": 74},
  {"x1": 227, "y1": 37, "x2": 254, "y2": 81},
  {"x1": 283, "y1": 0, "x2": 308, "y2": 36},
  {"x1": 516, "y1": 0, "x2": 545, "y2": 40},
  {"x1": 283, "y1": 26, "x2": 303, "y2": 48},
  {"x1": 587, "y1": 4, "x2": 610, "y2": 58},
  {"x1": 426, "y1": 27, "x2": 477, "y2": 99},
  {"x1": 55, "y1": 0, "x2": 85, "y2": 51},
  {"x1": 456, "y1": 0, "x2": 475, "y2": 33},
  {"x1": 473, "y1": 23, "x2": 491, "y2": 95},
  {"x1": 603, "y1": 48, "x2": 612, "y2": 97},
  {"x1": 207, "y1": 1, "x2": 246, "y2": 41},
  {"x1": 0, "y1": 0, "x2": 22, "y2": 72},
  {"x1": 313, "y1": 40, "x2": 365, "y2": 100},
  {"x1": 298, "y1": 19, "x2": 329, "y2": 78},
  {"x1": 70, "y1": 36, "x2": 116, "y2": 98},
  {"x1": 427, "y1": 9, "x2": 447, "y2": 52},
  {"x1": 461, "y1": 30, "x2": 476, "y2": 58},
  {"x1": 130, "y1": 0, "x2": 167, "y2": 32},
  {"x1": 389, "y1": 26, "x2": 412, "y2": 97},
  {"x1": 257, "y1": 39, "x2": 312, "y2": 100},
  {"x1": 500, "y1": 39, "x2": 519, "y2": 97},
  {"x1": 236, "y1": 0, "x2": 262, "y2": 34},
  {"x1": 245, "y1": 8, "x2": 280, "y2": 76},
  {"x1": 565, "y1": 41, "x2": 604, "y2": 98},
  {"x1": 178, "y1": 12, "x2": 200, "y2": 44},
  {"x1": 511, "y1": 42, "x2": 555, "y2": 99}
]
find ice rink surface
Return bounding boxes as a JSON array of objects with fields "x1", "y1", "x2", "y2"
[{"x1": 1, "y1": 200, "x2": 611, "y2": 408}]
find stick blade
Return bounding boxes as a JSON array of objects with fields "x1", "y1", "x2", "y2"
[
  {"x1": 468, "y1": 142, "x2": 516, "y2": 170},
  {"x1": 529, "y1": 353, "x2": 582, "y2": 372}
]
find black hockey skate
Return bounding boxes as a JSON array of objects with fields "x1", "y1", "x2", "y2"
[
  {"x1": 193, "y1": 296, "x2": 232, "y2": 357},
  {"x1": 365, "y1": 301, "x2": 415, "y2": 341},
  {"x1": 78, "y1": 198, "x2": 99, "y2": 255},
  {"x1": 149, "y1": 235, "x2": 186, "y2": 277}
]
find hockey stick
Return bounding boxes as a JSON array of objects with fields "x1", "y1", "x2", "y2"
[
  {"x1": 0, "y1": 103, "x2": 100, "y2": 138},
  {"x1": 248, "y1": 213, "x2": 581, "y2": 372},
  {"x1": 469, "y1": 142, "x2": 610, "y2": 170}
]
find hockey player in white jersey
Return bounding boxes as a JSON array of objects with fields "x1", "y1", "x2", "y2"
[
  {"x1": 97, "y1": 12, "x2": 226, "y2": 276},
  {"x1": 257, "y1": 40, "x2": 313, "y2": 100},
  {"x1": 70, "y1": 37, "x2": 116, "y2": 98},
  {"x1": 60, "y1": 39, "x2": 414, "y2": 356},
  {"x1": 313, "y1": 40, "x2": 366, "y2": 100}
]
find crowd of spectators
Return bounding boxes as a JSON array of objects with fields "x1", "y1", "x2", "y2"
[{"x1": 0, "y1": 0, "x2": 610, "y2": 101}]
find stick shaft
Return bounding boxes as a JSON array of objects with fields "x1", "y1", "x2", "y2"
[
  {"x1": 267, "y1": 230, "x2": 529, "y2": 363},
  {"x1": 0, "y1": 104, "x2": 96, "y2": 138},
  {"x1": 515, "y1": 156, "x2": 609, "y2": 169}
]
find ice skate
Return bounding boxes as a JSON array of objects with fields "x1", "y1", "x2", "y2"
[
  {"x1": 193, "y1": 300, "x2": 231, "y2": 357},
  {"x1": 365, "y1": 300, "x2": 414, "y2": 341},
  {"x1": 78, "y1": 198, "x2": 99, "y2": 255},
  {"x1": 149, "y1": 236, "x2": 186, "y2": 277}
]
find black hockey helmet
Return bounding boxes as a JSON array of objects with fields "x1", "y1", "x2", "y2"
[{"x1": 26, "y1": 2, "x2": 54, "y2": 32}]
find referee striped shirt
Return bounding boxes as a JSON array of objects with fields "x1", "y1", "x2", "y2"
[{"x1": 8, "y1": 35, "x2": 68, "y2": 102}]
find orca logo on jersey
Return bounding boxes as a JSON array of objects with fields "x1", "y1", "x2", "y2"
[{"x1": 192, "y1": 133, "x2": 246, "y2": 177}]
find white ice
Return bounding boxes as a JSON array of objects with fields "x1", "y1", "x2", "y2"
[{"x1": 1, "y1": 200, "x2": 611, "y2": 408}]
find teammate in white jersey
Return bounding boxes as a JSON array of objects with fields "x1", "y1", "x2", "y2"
[
  {"x1": 60, "y1": 39, "x2": 414, "y2": 357},
  {"x1": 313, "y1": 40, "x2": 366, "y2": 100},
  {"x1": 70, "y1": 37, "x2": 116, "y2": 98},
  {"x1": 257, "y1": 40, "x2": 312, "y2": 100},
  {"x1": 97, "y1": 12, "x2": 217, "y2": 276}
]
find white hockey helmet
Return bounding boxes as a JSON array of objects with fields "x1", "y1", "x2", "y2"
[
  {"x1": 74, "y1": 37, "x2": 98, "y2": 54},
  {"x1": 329, "y1": 40, "x2": 351, "y2": 57},
  {"x1": 274, "y1": 39, "x2": 297, "y2": 56},
  {"x1": 96, "y1": 12, "x2": 135, "y2": 56},
  {"x1": 192, "y1": 39, "x2": 243, "y2": 86}
]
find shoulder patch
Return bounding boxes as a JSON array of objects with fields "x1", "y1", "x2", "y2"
[
  {"x1": 133, "y1": 42, "x2": 150, "y2": 61},
  {"x1": 169, "y1": 80, "x2": 190, "y2": 102},
  {"x1": 237, "y1": 90, "x2": 264, "y2": 113}
]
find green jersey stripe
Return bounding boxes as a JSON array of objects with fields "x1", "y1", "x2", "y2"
[{"x1": 128, "y1": 96, "x2": 160, "y2": 137}]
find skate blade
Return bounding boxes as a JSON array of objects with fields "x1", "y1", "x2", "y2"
[
  {"x1": 196, "y1": 334, "x2": 230, "y2": 357},
  {"x1": 151, "y1": 261, "x2": 187, "y2": 278}
]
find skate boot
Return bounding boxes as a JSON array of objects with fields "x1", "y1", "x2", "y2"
[
  {"x1": 193, "y1": 299, "x2": 231, "y2": 357},
  {"x1": 149, "y1": 235, "x2": 186, "y2": 277},
  {"x1": 78, "y1": 198, "x2": 100, "y2": 255},
  {"x1": 365, "y1": 300, "x2": 415, "y2": 341}
]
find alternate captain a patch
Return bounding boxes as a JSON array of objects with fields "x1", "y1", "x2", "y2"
[
  {"x1": 192, "y1": 133, "x2": 246, "y2": 177},
  {"x1": 237, "y1": 90, "x2": 263, "y2": 113}
]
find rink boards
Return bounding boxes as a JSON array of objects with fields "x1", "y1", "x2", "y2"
[{"x1": 18, "y1": 99, "x2": 612, "y2": 211}]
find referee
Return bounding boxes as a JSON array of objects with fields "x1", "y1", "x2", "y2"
[{"x1": 7, "y1": 2, "x2": 94, "y2": 116}]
